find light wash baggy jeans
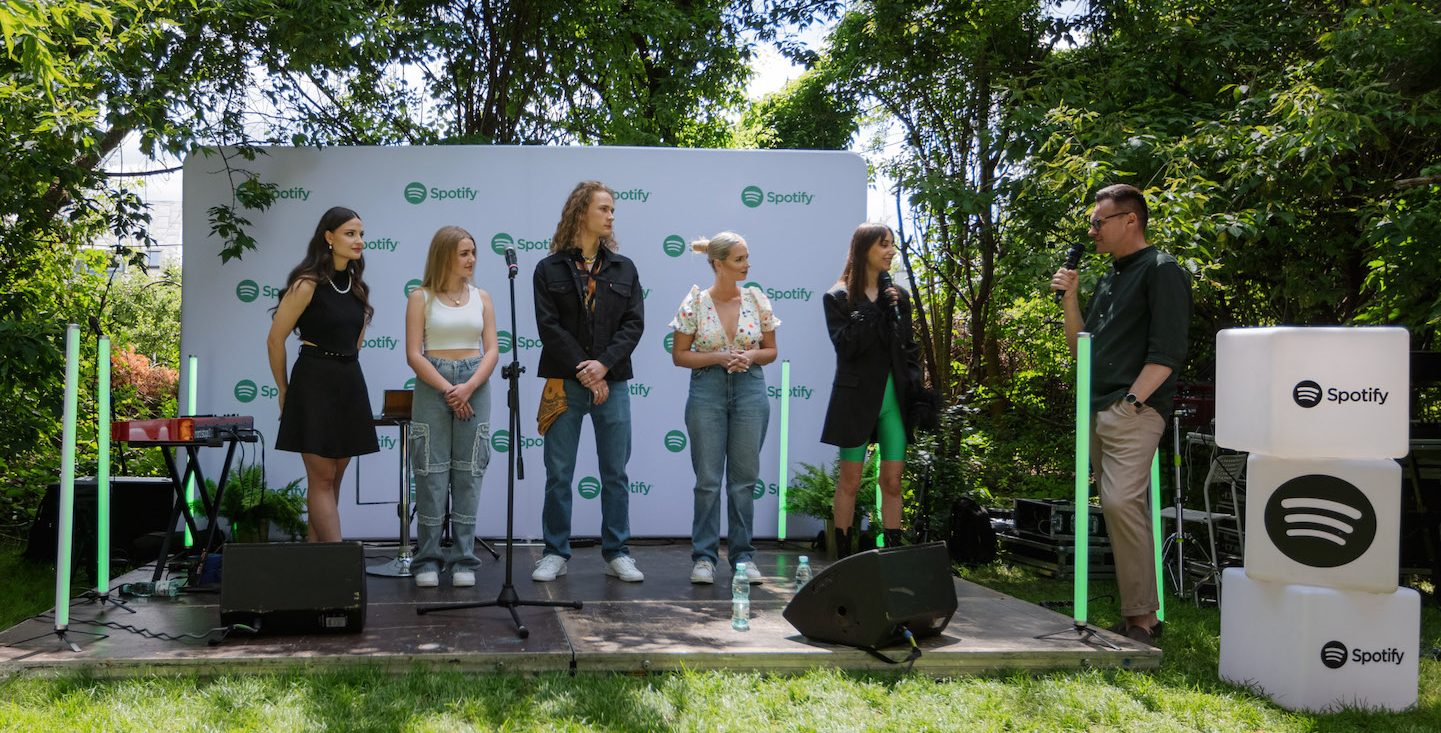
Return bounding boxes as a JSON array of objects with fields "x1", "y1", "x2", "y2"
[
  {"x1": 686, "y1": 364, "x2": 769, "y2": 569},
  {"x1": 409, "y1": 355, "x2": 491, "y2": 575}
]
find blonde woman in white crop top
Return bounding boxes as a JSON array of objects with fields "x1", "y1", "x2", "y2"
[
  {"x1": 668, "y1": 231, "x2": 779, "y2": 586},
  {"x1": 403, "y1": 226, "x2": 499, "y2": 589}
]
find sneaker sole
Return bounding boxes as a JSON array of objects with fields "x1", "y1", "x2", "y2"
[
  {"x1": 690, "y1": 575, "x2": 714, "y2": 584},
  {"x1": 531, "y1": 565, "x2": 567, "y2": 582},
  {"x1": 605, "y1": 568, "x2": 645, "y2": 582}
]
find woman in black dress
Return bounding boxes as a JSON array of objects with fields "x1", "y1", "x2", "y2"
[{"x1": 266, "y1": 206, "x2": 380, "y2": 542}]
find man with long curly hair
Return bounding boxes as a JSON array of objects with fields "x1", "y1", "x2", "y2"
[{"x1": 530, "y1": 181, "x2": 647, "y2": 583}]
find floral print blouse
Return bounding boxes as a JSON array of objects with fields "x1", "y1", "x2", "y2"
[{"x1": 668, "y1": 284, "x2": 781, "y2": 353}]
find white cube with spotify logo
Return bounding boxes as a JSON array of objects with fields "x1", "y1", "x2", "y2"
[
  {"x1": 1215, "y1": 327, "x2": 1409, "y2": 459},
  {"x1": 1219, "y1": 569, "x2": 1419, "y2": 712},
  {"x1": 1242, "y1": 454, "x2": 1401, "y2": 593}
]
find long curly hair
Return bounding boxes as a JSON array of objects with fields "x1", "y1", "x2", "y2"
[
  {"x1": 279, "y1": 206, "x2": 373, "y2": 324},
  {"x1": 549, "y1": 181, "x2": 618, "y2": 254},
  {"x1": 837, "y1": 223, "x2": 894, "y2": 308}
]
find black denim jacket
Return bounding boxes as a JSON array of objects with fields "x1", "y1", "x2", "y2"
[{"x1": 532, "y1": 247, "x2": 645, "y2": 381}]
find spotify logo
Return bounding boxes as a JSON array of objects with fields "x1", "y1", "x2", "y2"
[
  {"x1": 662, "y1": 333, "x2": 674, "y2": 354},
  {"x1": 1293, "y1": 380, "x2": 1323, "y2": 408},
  {"x1": 491, "y1": 430, "x2": 512, "y2": 453},
  {"x1": 1321, "y1": 641, "x2": 1348, "y2": 669},
  {"x1": 741, "y1": 186, "x2": 764, "y2": 208},
  {"x1": 662, "y1": 235, "x2": 686, "y2": 257},
  {"x1": 403, "y1": 181, "x2": 428, "y2": 205},
  {"x1": 234, "y1": 380, "x2": 258, "y2": 403},
  {"x1": 752, "y1": 480, "x2": 766, "y2": 500},
  {"x1": 404, "y1": 378, "x2": 416, "y2": 390},
  {"x1": 1264, "y1": 474, "x2": 1377, "y2": 568},
  {"x1": 664, "y1": 430, "x2": 687, "y2": 453},
  {"x1": 497, "y1": 331, "x2": 514, "y2": 353},
  {"x1": 742, "y1": 280, "x2": 761, "y2": 291},
  {"x1": 578, "y1": 475, "x2": 602, "y2": 500},
  {"x1": 492, "y1": 232, "x2": 514, "y2": 255},
  {"x1": 404, "y1": 279, "x2": 422, "y2": 297},
  {"x1": 236, "y1": 280, "x2": 260, "y2": 303}
]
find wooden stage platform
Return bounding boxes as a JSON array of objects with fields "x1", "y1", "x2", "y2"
[{"x1": 0, "y1": 542, "x2": 1159, "y2": 677}]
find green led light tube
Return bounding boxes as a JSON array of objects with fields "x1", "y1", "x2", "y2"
[
  {"x1": 97, "y1": 336, "x2": 111, "y2": 593},
  {"x1": 777, "y1": 359, "x2": 791, "y2": 540},
  {"x1": 1073, "y1": 332, "x2": 1092, "y2": 626},
  {"x1": 55, "y1": 325, "x2": 81, "y2": 629},
  {"x1": 184, "y1": 354, "x2": 197, "y2": 548}
]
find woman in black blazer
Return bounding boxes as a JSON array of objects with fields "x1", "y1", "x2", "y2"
[{"x1": 820, "y1": 223, "x2": 922, "y2": 557}]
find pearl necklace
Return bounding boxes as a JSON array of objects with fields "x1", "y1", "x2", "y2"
[{"x1": 329, "y1": 272, "x2": 352, "y2": 294}]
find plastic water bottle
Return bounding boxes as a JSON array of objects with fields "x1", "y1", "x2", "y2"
[
  {"x1": 731, "y1": 562, "x2": 750, "y2": 631},
  {"x1": 794, "y1": 555, "x2": 812, "y2": 592},
  {"x1": 153, "y1": 577, "x2": 185, "y2": 598}
]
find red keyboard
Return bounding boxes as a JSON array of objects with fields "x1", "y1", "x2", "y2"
[{"x1": 113, "y1": 415, "x2": 255, "y2": 446}]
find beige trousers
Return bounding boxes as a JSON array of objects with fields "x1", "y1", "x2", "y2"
[{"x1": 1090, "y1": 401, "x2": 1166, "y2": 617}]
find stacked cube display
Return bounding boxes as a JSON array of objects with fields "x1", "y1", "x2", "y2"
[{"x1": 1215, "y1": 327, "x2": 1417, "y2": 712}]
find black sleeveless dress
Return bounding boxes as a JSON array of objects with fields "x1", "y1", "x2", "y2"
[{"x1": 275, "y1": 270, "x2": 380, "y2": 458}]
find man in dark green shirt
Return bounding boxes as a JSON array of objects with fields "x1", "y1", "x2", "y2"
[{"x1": 1050, "y1": 183, "x2": 1192, "y2": 645}]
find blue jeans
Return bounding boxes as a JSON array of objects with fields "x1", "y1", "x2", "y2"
[
  {"x1": 541, "y1": 378, "x2": 632, "y2": 561},
  {"x1": 686, "y1": 365, "x2": 769, "y2": 569},
  {"x1": 409, "y1": 356, "x2": 491, "y2": 575}
]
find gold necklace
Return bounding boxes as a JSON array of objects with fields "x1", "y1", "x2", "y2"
[{"x1": 442, "y1": 288, "x2": 464, "y2": 306}]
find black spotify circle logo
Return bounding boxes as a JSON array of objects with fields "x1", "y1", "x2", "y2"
[
  {"x1": 1321, "y1": 641, "x2": 1348, "y2": 669},
  {"x1": 1292, "y1": 380, "x2": 1323, "y2": 408},
  {"x1": 1264, "y1": 474, "x2": 1376, "y2": 568}
]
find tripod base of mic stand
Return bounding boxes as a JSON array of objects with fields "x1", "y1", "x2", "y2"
[
  {"x1": 72, "y1": 590, "x2": 136, "y2": 613},
  {"x1": 1035, "y1": 623, "x2": 1122, "y2": 650},
  {"x1": 6, "y1": 626, "x2": 109, "y2": 654},
  {"x1": 416, "y1": 584, "x2": 583, "y2": 639}
]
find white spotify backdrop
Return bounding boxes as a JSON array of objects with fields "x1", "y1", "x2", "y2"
[{"x1": 181, "y1": 146, "x2": 866, "y2": 541}]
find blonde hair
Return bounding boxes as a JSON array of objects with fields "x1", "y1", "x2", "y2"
[
  {"x1": 550, "y1": 180, "x2": 619, "y2": 254},
  {"x1": 421, "y1": 225, "x2": 475, "y2": 298},
  {"x1": 690, "y1": 231, "x2": 745, "y2": 271}
]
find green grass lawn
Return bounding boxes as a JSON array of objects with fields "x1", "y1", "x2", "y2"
[{"x1": 2, "y1": 542, "x2": 1439, "y2": 732}]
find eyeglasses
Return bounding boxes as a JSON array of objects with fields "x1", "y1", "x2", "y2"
[{"x1": 1088, "y1": 211, "x2": 1132, "y2": 230}]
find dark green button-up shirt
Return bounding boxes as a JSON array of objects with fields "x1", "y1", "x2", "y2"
[{"x1": 1084, "y1": 245, "x2": 1192, "y2": 417}]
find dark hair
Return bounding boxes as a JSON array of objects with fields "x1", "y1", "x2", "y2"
[
  {"x1": 838, "y1": 223, "x2": 894, "y2": 307},
  {"x1": 1094, "y1": 183, "x2": 1149, "y2": 229},
  {"x1": 278, "y1": 206, "x2": 373, "y2": 324},
  {"x1": 550, "y1": 181, "x2": 618, "y2": 254}
]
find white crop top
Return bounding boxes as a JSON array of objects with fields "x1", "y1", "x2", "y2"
[{"x1": 424, "y1": 285, "x2": 486, "y2": 351}]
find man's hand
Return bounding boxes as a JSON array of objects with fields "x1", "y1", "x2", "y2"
[
  {"x1": 1050, "y1": 267, "x2": 1079, "y2": 300},
  {"x1": 576, "y1": 359, "x2": 608, "y2": 389}
]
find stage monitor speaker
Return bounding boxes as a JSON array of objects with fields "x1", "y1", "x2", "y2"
[
  {"x1": 221, "y1": 541, "x2": 366, "y2": 634},
  {"x1": 783, "y1": 541, "x2": 957, "y2": 649}
]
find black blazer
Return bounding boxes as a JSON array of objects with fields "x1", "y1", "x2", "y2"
[
  {"x1": 532, "y1": 247, "x2": 645, "y2": 381},
  {"x1": 820, "y1": 283, "x2": 923, "y2": 448}
]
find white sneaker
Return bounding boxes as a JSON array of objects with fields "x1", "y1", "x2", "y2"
[
  {"x1": 605, "y1": 555, "x2": 645, "y2": 582},
  {"x1": 452, "y1": 570, "x2": 475, "y2": 587},
  {"x1": 531, "y1": 554, "x2": 568, "y2": 582},
  {"x1": 414, "y1": 570, "x2": 439, "y2": 588},
  {"x1": 742, "y1": 561, "x2": 764, "y2": 584},
  {"x1": 690, "y1": 559, "x2": 716, "y2": 584}
]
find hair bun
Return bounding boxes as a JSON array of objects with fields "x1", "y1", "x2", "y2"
[{"x1": 690, "y1": 239, "x2": 710, "y2": 253}]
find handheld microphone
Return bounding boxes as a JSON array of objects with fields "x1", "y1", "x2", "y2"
[
  {"x1": 504, "y1": 247, "x2": 518, "y2": 278},
  {"x1": 1053, "y1": 243, "x2": 1085, "y2": 304},
  {"x1": 877, "y1": 271, "x2": 901, "y2": 322}
]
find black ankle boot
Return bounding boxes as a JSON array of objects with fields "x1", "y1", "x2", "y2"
[
  {"x1": 884, "y1": 528, "x2": 904, "y2": 548},
  {"x1": 832, "y1": 527, "x2": 853, "y2": 559}
]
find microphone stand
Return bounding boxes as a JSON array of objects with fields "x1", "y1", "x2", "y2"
[{"x1": 416, "y1": 251, "x2": 582, "y2": 638}]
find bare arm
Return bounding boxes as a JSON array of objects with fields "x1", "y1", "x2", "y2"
[
  {"x1": 1050, "y1": 267, "x2": 1084, "y2": 356},
  {"x1": 266, "y1": 279, "x2": 315, "y2": 411},
  {"x1": 404, "y1": 289, "x2": 453, "y2": 393},
  {"x1": 670, "y1": 331, "x2": 731, "y2": 370},
  {"x1": 1130, "y1": 363, "x2": 1174, "y2": 404}
]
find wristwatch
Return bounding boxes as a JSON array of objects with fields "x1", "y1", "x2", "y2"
[{"x1": 1124, "y1": 392, "x2": 1145, "y2": 413}]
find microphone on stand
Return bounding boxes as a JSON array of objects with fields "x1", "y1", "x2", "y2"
[
  {"x1": 504, "y1": 247, "x2": 518, "y2": 279},
  {"x1": 878, "y1": 271, "x2": 902, "y2": 323},
  {"x1": 1053, "y1": 243, "x2": 1085, "y2": 304}
]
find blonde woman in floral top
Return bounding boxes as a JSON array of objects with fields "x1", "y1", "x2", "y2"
[{"x1": 669, "y1": 232, "x2": 780, "y2": 585}]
